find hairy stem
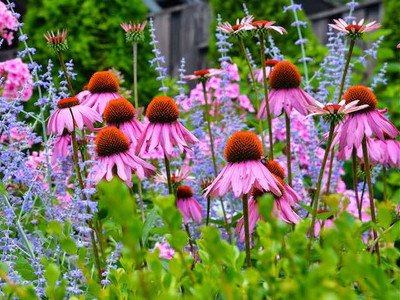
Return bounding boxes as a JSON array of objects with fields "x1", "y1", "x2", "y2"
[
  {"x1": 352, "y1": 148, "x2": 362, "y2": 221},
  {"x1": 56, "y1": 51, "x2": 75, "y2": 95},
  {"x1": 185, "y1": 224, "x2": 195, "y2": 260},
  {"x1": 242, "y1": 194, "x2": 252, "y2": 267},
  {"x1": 164, "y1": 155, "x2": 173, "y2": 195},
  {"x1": 325, "y1": 147, "x2": 335, "y2": 194},
  {"x1": 259, "y1": 33, "x2": 274, "y2": 160},
  {"x1": 285, "y1": 112, "x2": 292, "y2": 186},
  {"x1": 307, "y1": 122, "x2": 335, "y2": 263},
  {"x1": 201, "y1": 80, "x2": 231, "y2": 241},
  {"x1": 70, "y1": 110, "x2": 103, "y2": 283},
  {"x1": 361, "y1": 136, "x2": 381, "y2": 265},
  {"x1": 206, "y1": 196, "x2": 211, "y2": 226},
  {"x1": 337, "y1": 39, "x2": 355, "y2": 102},
  {"x1": 237, "y1": 37, "x2": 267, "y2": 154},
  {"x1": 382, "y1": 166, "x2": 387, "y2": 202}
]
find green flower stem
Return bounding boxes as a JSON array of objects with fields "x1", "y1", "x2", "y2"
[
  {"x1": 237, "y1": 37, "x2": 267, "y2": 154},
  {"x1": 285, "y1": 112, "x2": 292, "y2": 186},
  {"x1": 361, "y1": 136, "x2": 381, "y2": 265},
  {"x1": 352, "y1": 148, "x2": 362, "y2": 220},
  {"x1": 206, "y1": 196, "x2": 211, "y2": 226},
  {"x1": 178, "y1": 250, "x2": 196, "y2": 284},
  {"x1": 259, "y1": 32, "x2": 274, "y2": 160},
  {"x1": 382, "y1": 166, "x2": 388, "y2": 202},
  {"x1": 133, "y1": 42, "x2": 139, "y2": 116},
  {"x1": 56, "y1": 51, "x2": 75, "y2": 95},
  {"x1": 96, "y1": 217, "x2": 107, "y2": 264},
  {"x1": 70, "y1": 110, "x2": 103, "y2": 283},
  {"x1": 201, "y1": 81, "x2": 231, "y2": 241},
  {"x1": 307, "y1": 122, "x2": 335, "y2": 264},
  {"x1": 324, "y1": 38, "x2": 355, "y2": 196},
  {"x1": 164, "y1": 155, "x2": 173, "y2": 195},
  {"x1": 242, "y1": 194, "x2": 252, "y2": 267},
  {"x1": 185, "y1": 224, "x2": 195, "y2": 260},
  {"x1": 325, "y1": 147, "x2": 335, "y2": 194}
]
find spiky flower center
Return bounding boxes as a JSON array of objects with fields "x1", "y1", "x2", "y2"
[
  {"x1": 194, "y1": 70, "x2": 210, "y2": 76},
  {"x1": 177, "y1": 185, "x2": 193, "y2": 199},
  {"x1": 343, "y1": 85, "x2": 377, "y2": 112},
  {"x1": 146, "y1": 96, "x2": 180, "y2": 123},
  {"x1": 269, "y1": 61, "x2": 301, "y2": 89},
  {"x1": 224, "y1": 131, "x2": 263, "y2": 163},
  {"x1": 232, "y1": 24, "x2": 242, "y2": 31},
  {"x1": 57, "y1": 97, "x2": 79, "y2": 109},
  {"x1": 265, "y1": 160, "x2": 285, "y2": 179},
  {"x1": 95, "y1": 127, "x2": 130, "y2": 157},
  {"x1": 88, "y1": 71, "x2": 119, "y2": 94},
  {"x1": 265, "y1": 60, "x2": 279, "y2": 67},
  {"x1": 345, "y1": 24, "x2": 363, "y2": 32},
  {"x1": 104, "y1": 98, "x2": 135, "y2": 125},
  {"x1": 323, "y1": 104, "x2": 341, "y2": 113},
  {"x1": 252, "y1": 20, "x2": 270, "y2": 27}
]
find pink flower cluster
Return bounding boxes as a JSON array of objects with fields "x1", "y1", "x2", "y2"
[
  {"x1": 0, "y1": 58, "x2": 32, "y2": 101},
  {"x1": 0, "y1": 2, "x2": 18, "y2": 45}
]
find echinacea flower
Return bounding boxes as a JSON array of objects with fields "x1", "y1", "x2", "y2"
[
  {"x1": 334, "y1": 85, "x2": 399, "y2": 160},
  {"x1": 120, "y1": 20, "x2": 147, "y2": 43},
  {"x1": 154, "y1": 163, "x2": 194, "y2": 185},
  {"x1": 176, "y1": 185, "x2": 203, "y2": 224},
  {"x1": 307, "y1": 99, "x2": 369, "y2": 125},
  {"x1": 136, "y1": 96, "x2": 198, "y2": 159},
  {"x1": 255, "y1": 60, "x2": 279, "y2": 83},
  {"x1": 329, "y1": 18, "x2": 381, "y2": 39},
  {"x1": 360, "y1": 134, "x2": 400, "y2": 168},
  {"x1": 52, "y1": 130, "x2": 71, "y2": 162},
  {"x1": 182, "y1": 69, "x2": 222, "y2": 81},
  {"x1": 47, "y1": 97, "x2": 102, "y2": 136},
  {"x1": 205, "y1": 132, "x2": 282, "y2": 199},
  {"x1": 103, "y1": 98, "x2": 144, "y2": 146},
  {"x1": 252, "y1": 20, "x2": 287, "y2": 35},
  {"x1": 44, "y1": 29, "x2": 68, "y2": 52},
  {"x1": 77, "y1": 71, "x2": 123, "y2": 115},
  {"x1": 258, "y1": 61, "x2": 316, "y2": 118},
  {"x1": 235, "y1": 160, "x2": 300, "y2": 241},
  {"x1": 94, "y1": 127, "x2": 156, "y2": 187},
  {"x1": 217, "y1": 15, "x2": 254, "y2": 36}
]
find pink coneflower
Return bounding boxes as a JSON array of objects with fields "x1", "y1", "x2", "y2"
[
  {"x1": 255, "y1": 60, "x2": 279, "y2": 83},
  {"x1": 365, "y1": 134, "x2": 400, "y2": 168},
  {"x1": 77, "y1": 71, "x2": 122, "y2": 115},
  {"x1": 120, "y1": 20, "x2": 147, "y2": 43},
  {"x1": 307, "y1": 99, "x2": 369, "y2": 124},
  {"x1": 335, "y1": 85, "x2": 399, "y2": 160},
  {"x1": 52, "y1": 130, "x2": 71, "y2": 162},
  {"x1": 252, "y1": 20, "x2": 287, "y2": 35},
  {"x1": 205, "y1": 132, "x2": 282, "y2": 199},
  {"x1": 329, "y1": 18, "x2": 381, "y2": 39},
  {"x1": 176, "y1": 186, "x2": 203, "y2": 224},
  {"x1": 258, "y1": 61, "x2": 316, "y2": 118},
  {"x1": 182, "y1": 69, "x2": 222, "y2": 81},
  {"x1": 136, "y1": 96, "x2": 198, "y2": 159},
  {"x1": 94, "y1": 127, "x2": 156, "y2": 187},
  {"x1": 217, "y1": 15, "x2": 254, "y2": 35},
  {"x1": 154, "y1": 163, "x2": 194, "y2": 185},
  {"x1": 103, "y1": 98, "x2": 144, "y2": 146},
  {"x1": 47, "y1": 97, "x2": 102, "y2": 135},
  {"x1": 235, "y1": 160, "x2": 300, "y2": 241},
  {"x1": 44, "y1": 29, "x2": 68, "y2": 52}
]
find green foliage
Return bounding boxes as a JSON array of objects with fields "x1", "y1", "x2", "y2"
[{"x1": 22, "y1": 0, "x2": 159, "y2": 105}]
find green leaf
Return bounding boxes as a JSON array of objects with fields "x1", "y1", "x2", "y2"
[
  {"x1": 60, "y1": 237, "x2": 77, "y2": 254},
  {"x1": 142, "y1": 207, "x2": 158, "y2": 244},
  {"x1": 45, "y1": 263, "x2": 60, "y2": 288},
  {"x1": 15, "y1": 257, "x2": 37, "y2": 281},
  {"x1": 46, "y1": 220, "x2": 63, "y2": 237}
]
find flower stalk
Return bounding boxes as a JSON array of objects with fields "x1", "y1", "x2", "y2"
[
  {"x1": 69, "y1": 110, "x2": 103, "y2": 283},
  {"x1": 284, "y1": 112, "x2": 292, "y2": 186},
  {"x1": 242, "y1": 194, "x2": 252, "y2": 267},
  {"x1": 307, "y1": 121, "x2": 335, "y2": 263},
  {"x1": 237, "y1": 37, "x2": 267, "y2": 154},
  {"x1": 361, "y1": 136, "x2": 381, "y2": 265},
  {"x1": 382, "y1": 166, "x2": 387, "y2": 202},
  {"x1": 259, "y1": 32, "x2": 274, "y2": 160},
  {"x1": 164, "y1": 155, "x2": 173, "y2": 195},
  {"x1": 201, "y1": 80, "x2": 231, "y2": 240},
  {"x1": 352, "y1": 148, "x2": 362, "y2": 220},
  {"x1": 56, "y1": 51, "x2": 75, "y2": 95}
]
